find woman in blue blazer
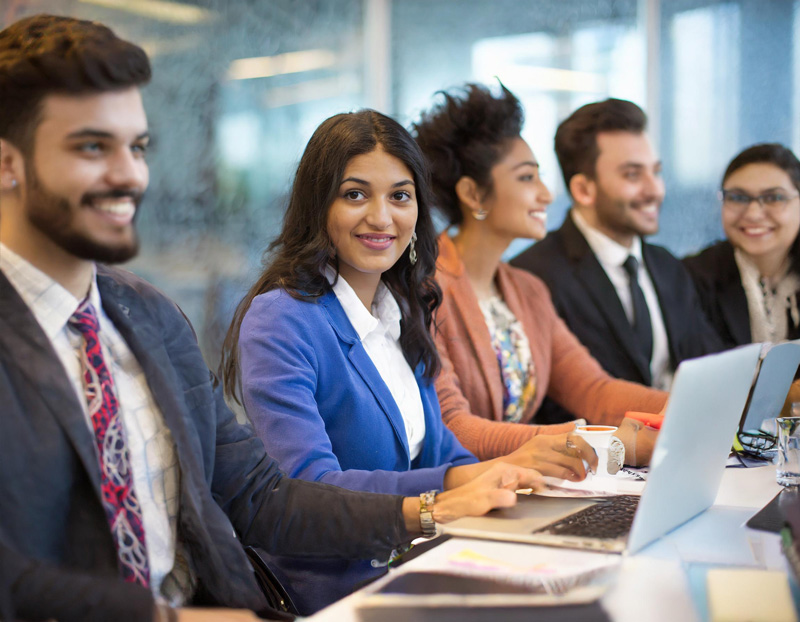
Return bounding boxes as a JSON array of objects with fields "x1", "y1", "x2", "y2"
[
  {"x1": 237, "y1": 286, "x2": 474, "y2": 495},
  {"x1": 221, "y1": 110, "x2": 596, "y2": 613}
]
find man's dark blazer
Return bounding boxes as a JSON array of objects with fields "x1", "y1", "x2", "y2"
[
  {"x1": 510, "y1": 211, "x2": 723, "y2": 423},
  {"x1": 683, "y1": 240, "x2": 800, "y2": 348},
  {"x1": 0, "y1": 266, "x2": 409, "y2": 622}
]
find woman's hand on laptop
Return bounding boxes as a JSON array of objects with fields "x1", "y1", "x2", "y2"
[{"x1": 433, "y1": 462, "x2": 545, "y2": 523}]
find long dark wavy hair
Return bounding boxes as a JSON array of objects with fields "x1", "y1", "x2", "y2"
[{"x1": 221, "y1": 109, "x2": 442, "y2": 403}]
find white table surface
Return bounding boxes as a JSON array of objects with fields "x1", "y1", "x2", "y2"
[{"x1": 307, "y1": 466, "x2": 790, "y2": 622}]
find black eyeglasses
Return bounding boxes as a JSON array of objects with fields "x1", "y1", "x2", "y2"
[
  {"x1": 736, "y1": 429, "x2": 778, "y2": 461},
  {"x1": 720, "y1": 189, "x2": 800, "y2": 215}
]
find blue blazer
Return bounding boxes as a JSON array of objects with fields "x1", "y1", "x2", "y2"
[
  {"x1": 239, "y1": 287, "x2": 476, "y2": 612},
  {"x1": 240, "y1": 287, "x2": 476, "y2": 493}
]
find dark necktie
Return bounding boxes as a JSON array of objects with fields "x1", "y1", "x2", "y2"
[
  {"x1": 622, "y1": 256, "x2": 653, "y2": 364},
  {"x1": 69, "y1": 299, "x2": 150, "y2": 587}
]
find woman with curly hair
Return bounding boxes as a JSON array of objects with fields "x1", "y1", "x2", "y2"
[
  {"x1": 220, "y1": 109, "x2": 596, "y2": 614},
  {"x1": 413, "y1": 84, "x2": 668, "y2": 461}
]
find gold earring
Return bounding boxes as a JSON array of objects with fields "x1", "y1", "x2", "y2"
[{"x1": 409, "y1": 232, "x2": 417, "y2": 265}]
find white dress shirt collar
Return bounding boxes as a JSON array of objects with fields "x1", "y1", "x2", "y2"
[
  {"x1": 323, "y1": 265, "x2": 402, "y2": 342},
  {"x1": 571, "y1": 208, "x2": 643, "y2": 269},
  {"x1": 0, "y1": 243, "x2": 99, "y2": 338}
]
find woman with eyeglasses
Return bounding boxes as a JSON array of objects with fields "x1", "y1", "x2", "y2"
[{"x1": 684, "y1": 143, "x2": 800, "y2": 347}]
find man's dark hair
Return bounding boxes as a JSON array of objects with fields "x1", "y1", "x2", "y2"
[
  {"x1": 554, "y1": 98, "x2": 647, "y2": 193},
  {"x1": 412, "y1": 83, "x2": 524, "y2": 226},
  {"x1": 0, "y1": 14, "x2": 151, "y2": 153}
]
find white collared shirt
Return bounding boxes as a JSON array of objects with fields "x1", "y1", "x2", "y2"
[
  {"x1": 0, "y1": 243, "x2": 188, "y2": 604},
  {"x1": 571, "y1": 210, "x2": 672, "y2": 390},
  {"x1": 325, "y1": 267, "x2": 426, "y2": 460}
]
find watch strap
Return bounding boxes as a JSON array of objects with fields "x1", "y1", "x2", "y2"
[{"x1": 419, "y1": 490, "x2": 437, "y2": 538}]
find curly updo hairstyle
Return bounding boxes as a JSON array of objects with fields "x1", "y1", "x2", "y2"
[{"x1": 412, "y1": 83, "x2": 524, "y2": 226}]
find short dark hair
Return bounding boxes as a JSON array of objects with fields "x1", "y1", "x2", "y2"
[
  {"x1": 722, "y1": 143, "x2": 800, "y2": 195},
  {"x1": 221, "y1": 109, "x2": 442, "y2": 402},
  {"x1": 0, "y1": 14, "x2": 151, "y2": 153},
  {"x1": 722, "y1": 143, "x2": 800, "y2": 275},
  {"x1": 412, "y1": 83, "x2": 524, "y2": 226},
  {"x1": 554, "y1": 98, "x2": 647, "y2": 193}
]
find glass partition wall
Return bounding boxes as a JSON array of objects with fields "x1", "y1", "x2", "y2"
[{"x1": 2, "y1": 0, "x2": 798, "y2": 373}]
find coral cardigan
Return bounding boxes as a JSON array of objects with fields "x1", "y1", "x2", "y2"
[{"x1": 434, "y1": 234, "x2": 668, "y2": 460}]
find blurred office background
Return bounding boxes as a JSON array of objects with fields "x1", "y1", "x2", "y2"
[{"x1": 2, "y1": 0, "x2": 799, "y2": 370}]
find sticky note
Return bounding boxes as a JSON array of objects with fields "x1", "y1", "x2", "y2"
[{"x1": 707, "y1": 568, "x2": 798, "y2": 622}]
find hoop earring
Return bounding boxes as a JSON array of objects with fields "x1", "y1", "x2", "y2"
[
  {"x1": 409, "y1": 231, "x2": 418, "y2": 265},
  {"x1": 473, "y1": 208, "x2": 489, "y2": 221}
]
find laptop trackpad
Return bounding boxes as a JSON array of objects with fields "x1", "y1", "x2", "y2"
[{"x1": 444, "y1": 495, "x2": 597, "y2": 536}]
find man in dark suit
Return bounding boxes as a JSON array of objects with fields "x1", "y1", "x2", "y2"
[
  {"x1": 511, "y1": 99, "x2": 721, "y2": 424},
  {"x1": 0, "y1": 15, "x2": 540, "y2": 621}
]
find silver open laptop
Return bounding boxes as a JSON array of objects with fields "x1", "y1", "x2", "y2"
[
  {"x1": 442, "y1": 343, "x2": 764, "y2": 554},
  {"x1": 740, "y1": 340, "x2": 800, "y2": 433}
]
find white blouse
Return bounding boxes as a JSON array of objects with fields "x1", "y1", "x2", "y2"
[
  {"x1": 735, "y1": 248, "x2": 800, "y2": 343},
  {"x1": 324, "y1": 267, "x2": 426, "y2": 460}
]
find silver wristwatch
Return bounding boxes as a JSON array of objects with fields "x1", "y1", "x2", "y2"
[{"x1": 419, "y1": 490, "x2": 437, "y2": 538}]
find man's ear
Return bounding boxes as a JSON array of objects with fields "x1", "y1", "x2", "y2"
[
  {"x1": 0, "y1": 139, "x2": 25, "y2": 191},
  {"x1": 569, "y1": 173, "x2": 596, "y2": 208},
  {"x1": 455, "y1": 176, "x2": 484, "y2": 217}
]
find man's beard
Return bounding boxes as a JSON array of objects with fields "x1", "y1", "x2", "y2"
[
  {"x1": 594, "y1": 185, "x2": 660, "y2": 237},
  {"x1": 25, "y1": 164, "x2": 143, "y2": 264}
]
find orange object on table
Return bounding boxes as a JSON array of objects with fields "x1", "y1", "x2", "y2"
[{"x1": 625, "y1": 411, "x2": 664, "y2": 430}]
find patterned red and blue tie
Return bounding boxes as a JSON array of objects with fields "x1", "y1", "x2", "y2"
[{"x1": 69, "y1": 299, "x2": 150, "y2": 587}]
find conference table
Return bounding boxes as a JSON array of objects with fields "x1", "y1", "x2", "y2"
[{"x1": 308, "y1": 465, "x2": 796, "y2": 621}]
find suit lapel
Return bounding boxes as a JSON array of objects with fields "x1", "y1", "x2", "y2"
[
  {"x1": 410, "y1": 364, "x2": 437, "y2": 466},
  {"x1": 319, "y1": 290, "x2": 410, "y2": 458},
  {"x1": 96, "y1": 270, "x2": 206, "y2": 483},
  {"x1": 719, "y1": 278, "x2": 751, "y2": 346},
  {"x1": 562, "y1": 215, "x2": 652, "y2": 384},
  {"x1": 0, "y1": 271, "x2": 102, "y2": 492}
]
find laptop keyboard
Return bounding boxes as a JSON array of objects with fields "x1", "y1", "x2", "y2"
[{"x1": 535, "y1": 495, "x2": 640, "y2": 539}]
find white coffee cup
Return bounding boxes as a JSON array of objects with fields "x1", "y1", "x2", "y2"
[{"x1": 574, "y1": 425, "x2": 618, "y2": 478}]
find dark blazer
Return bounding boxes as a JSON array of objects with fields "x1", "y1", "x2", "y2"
[
  {"x1": 683, "y1": 240, "x2": 800, "y2": 348},
  {"x1": 510, "y1": 211, "x2": 723, "y2": 423},
  {"x1": 0, "y1": 266, "x2": 410, "y2": 622}
]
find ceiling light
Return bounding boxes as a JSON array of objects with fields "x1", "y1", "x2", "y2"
[
  {"x1": 79, "y1": 0, "x2": 214, "y2": 25},
  {"x1": 228, "y1": 50, "x2": 337, "y2": 81}
]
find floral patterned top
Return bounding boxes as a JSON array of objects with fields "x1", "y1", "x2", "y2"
[{"x1": 478, "y1": 295, "x2": 537, "y2": 422}]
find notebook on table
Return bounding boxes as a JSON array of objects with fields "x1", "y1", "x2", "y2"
[{"x1": 442, "y1": 344, "x2": 764, "y2": 554}]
